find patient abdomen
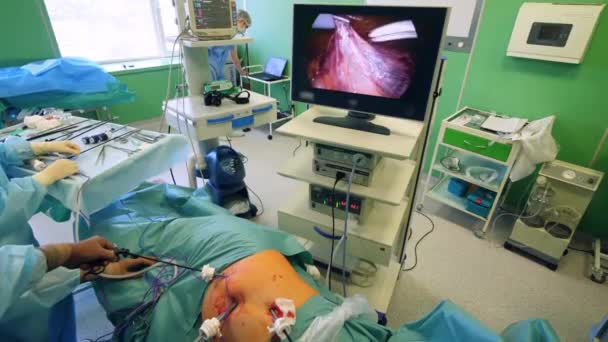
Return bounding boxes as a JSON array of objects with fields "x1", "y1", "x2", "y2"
[{"x1": 202, "y1": 250, "x2": 318, "y2": 341}]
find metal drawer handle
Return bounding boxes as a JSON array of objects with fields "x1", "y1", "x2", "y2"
[
  {"x1": 463, "y1": 140, "x2": 496, "y2": 149},
  {"x1": 313, "y1": 226, "x2": 342, "y2": 240}
]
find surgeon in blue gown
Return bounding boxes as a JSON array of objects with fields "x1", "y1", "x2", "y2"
[
  {"x1": 0, "y1": 136, "x2": 150, "y2": 341},
  {"x1": 0, "y1": 236, "x2": 151, "y2": 342},
  {"x1": 0, "y1": 237, "x2": 126, "y2": 341},
  {"x1": 0, "y1": 137, "x2": 81, "y2": 245},
  {"x1": 208, "y1": 10, "x2": 252, "y2": 81}
]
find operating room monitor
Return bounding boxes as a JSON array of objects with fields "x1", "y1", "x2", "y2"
[
  {"x1": 187, "y1": 0, "x2": 238, "y2": 39},
  {"x1": 292, "y1": 5, "x2": 448, "y2": 133}
]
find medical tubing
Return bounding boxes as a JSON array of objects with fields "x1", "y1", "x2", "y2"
[
  {"x1": 167, "y1": 127, "x2": 178, "y2": 185},
  {"x1": 98, "y1": 262, "x2": 166, "y2": 280},
  {"x1": 117, "y1": 250, "x2": 201, "y2": 273},
  {"x1": 72, "y1": 179, "x2": 89, "y2": 243},
  {"x1": 113, "y1": 291, "x2": 160, "y2": 339},
  {"x1": 174, "y1": 42, "x2": 199, "y2": 167},
  {"x1": 247, "y1": 185, "x2": 265, "y2": 217},
  {"x1": 73, "y1": 132, "x2": 142, "y2": 243},
  {"x1": 489, "y1": 183, "x2": 551, "y2": 248},
  {"x1": 96, "y1": 257, "x2": 185, "y2": 340},
  {"x1": 341, "y1": 162, "x2": 356, "y2": 297},
  {"x1": 402, "y1": 210, "x2": 435, "y2": 272},
  {"x1": 351, "y1": 259, "x2": 377, "y2": 277},
  {"x1": 138, "y1": 217, "x2": 166, "y2": 252},
  {"x1": 159, "y1": 27, "x2": 188, "y2": 132},
  {"x1": 326, "y1": 175, "x2": 343, "y2": 289}
]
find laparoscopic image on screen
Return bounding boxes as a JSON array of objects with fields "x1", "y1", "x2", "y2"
[{"x1": 306, "y1": 14, "x2": 418, "y2": 99}]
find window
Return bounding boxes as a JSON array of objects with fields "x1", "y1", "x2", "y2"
[{"x1": 44, "y1": 0, "x2": 180, "y2": 63}]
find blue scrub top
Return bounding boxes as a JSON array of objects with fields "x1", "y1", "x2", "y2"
[
  {"x1": 0, "y1": 137, "x2": 80, "y2": 341},
  {"x1": 208, "y1": 45, "x2": 235, "y2": 81}
]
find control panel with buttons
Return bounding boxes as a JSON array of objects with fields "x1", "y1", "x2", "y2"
[{"x1": 540, "y1": 160, "x2": 603, "y2": 192}]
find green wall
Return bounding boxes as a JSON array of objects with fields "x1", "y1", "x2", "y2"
[
  {"x1": 0, "y1": 0, "x2": 58, "y2": 67},
  {"x1": 460, "y1": 0, "x2": 608, "y2": 236},
  {"x1": 111, "y1": 69, "x2": 179, "y2": 124}
]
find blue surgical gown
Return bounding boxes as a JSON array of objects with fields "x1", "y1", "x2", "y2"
[
  {"x1": 0, "y1": 136, "x2": 47, "y2": 245},
  {"x1": 0, "y1": 137, "x2": 80, "y2": 341},
  {"x1": 208, "y1": 45, "x2": 235, "y2": 81}
]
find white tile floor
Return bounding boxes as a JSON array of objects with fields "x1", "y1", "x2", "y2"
[{"x1": 29, "y1": 120, "x2": 607, "y2": 342}]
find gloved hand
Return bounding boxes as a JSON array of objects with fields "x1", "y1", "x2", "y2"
[
  {"x1": 65, "y1": 236, "x2": 118, "y2": 269},
  {"x1": 31, "y1": 141, "x2": 80, "y2": 156},
  {"x1": 39, "y1": 236, "x2": 118, "y2": 272},
  {"x1": 32, "y1": 159, "x2": 79, "y2": 186}
]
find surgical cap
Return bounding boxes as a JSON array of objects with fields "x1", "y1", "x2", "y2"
[{"x1": 238, "y1": 10, "x2": 252, "y2": 27}]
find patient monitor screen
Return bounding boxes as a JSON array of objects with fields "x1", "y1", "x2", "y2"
[{"x1": 293, "y1": 5, "x2": 447, "y2": 120}]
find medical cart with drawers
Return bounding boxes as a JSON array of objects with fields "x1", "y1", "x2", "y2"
[{"x1": 421, "y1": 107, "x2": 522, "y2": 238}]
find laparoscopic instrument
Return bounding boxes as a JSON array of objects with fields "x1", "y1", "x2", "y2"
[
  {"x1": 75, "y1": 128, "x2": 140, "y2": 157},
  {"x1": 82, "y1": 125, "x2": 127, "y2": 145},
  {"x1": 46, "y1": 120, "x2": 111, "y2": 142},
  {"x1": 113, "y1": 247, "x2": 201, "y2": 273},
  {"x1": 196, "y1": 301, "x2": 239, "y2": 341},
  {"x1": 25, "y1": 118, "x2": 92, "y2": 141},
  {"x1": 86, "y1": 247, "x2": 224, "y2": 282}
]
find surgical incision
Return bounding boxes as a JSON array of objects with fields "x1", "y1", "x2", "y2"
[{"x1": 307, "y1": 15, "x2": 417, "y2": 99}]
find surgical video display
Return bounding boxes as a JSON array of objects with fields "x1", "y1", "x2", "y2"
[{"x1": 305, "y1": 14, "x2": 419, "y2": 99}]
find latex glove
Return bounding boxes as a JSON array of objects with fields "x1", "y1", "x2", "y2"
[
  {"x1": 66, "y1": 236, "x2": 118, "y2": 269},
  {"x1": 31, "y1": 141, "x2": 80, "y2": 156},
  {"x1": 32, "y1": 159, "x2": 79, "y2": 186},
  {"x1": 39, "y1": 236, "x2": 118, "y2": 272}
]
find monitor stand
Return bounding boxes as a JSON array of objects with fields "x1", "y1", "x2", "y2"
[{"x1": 313, "y1": 111, "x2": 391, "y2": 136}]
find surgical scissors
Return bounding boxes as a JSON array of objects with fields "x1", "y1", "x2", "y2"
[{"x1": 95, "y1": 144, "x2": 139, "y2": 165}]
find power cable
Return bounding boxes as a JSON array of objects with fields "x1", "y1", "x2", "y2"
[
  {"x1": 328, "y1": 173, "x2": 345, "y2": 291},
  {"x1": 402, "y1": 210, "x2": 435, "y2": 272}
]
